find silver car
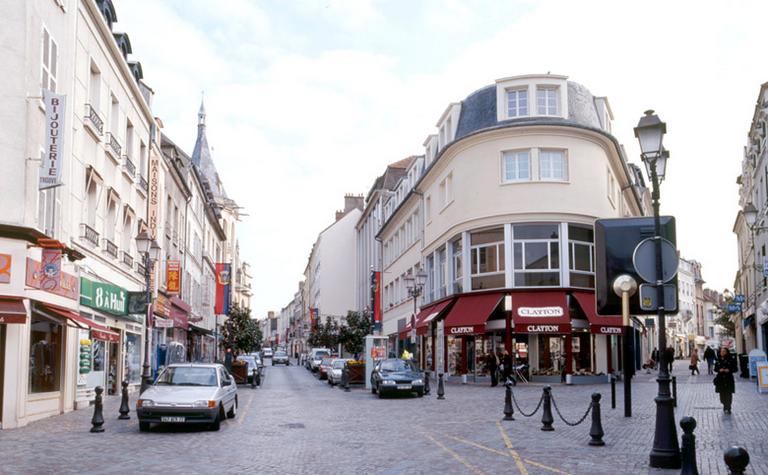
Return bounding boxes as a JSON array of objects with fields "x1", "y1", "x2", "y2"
[
  {"x1": 327, "y1": 359, "x2": 349, "y2": 386},
  {"x1": 272, "y1": 350, "x2": 289, "y2": 365},
  {"x1": 137, "y1": 363, "x2": 238, "y2": 431}
]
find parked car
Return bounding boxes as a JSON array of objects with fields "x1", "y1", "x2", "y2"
[
  {"x1": 272, "y1": 350, "x2": 289, "y2": 365},
  {"x1": 236, "y1": 355, "x2": 263, "y2": 382},
  {"x1": 136, "y1": 363, "x2": 238, "y2": 431},
  {"x1": 309, "y1": 348, "x2": 331, "y2": 372},
  {"x1": 327, "y1": 359, "x2": 349, "y2": 386},
  {"x1": 317, "y1": 357, "x2": 334, "y2": 380},
  {"x1": 262, "y1": 348, "x2": 274, "y2": 358},
  {"x1": 370, "y1": 359, "x2": 425, "y2": 398}
]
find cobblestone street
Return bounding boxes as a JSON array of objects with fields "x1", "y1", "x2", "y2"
[{"x1": 0, "y1": 362, "x2": 765, "y2": 475}]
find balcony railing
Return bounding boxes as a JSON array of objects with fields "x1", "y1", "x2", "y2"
[
  {"x1": 80, "y1": 223, "x2": 99, "y2": 247},
  {"x1": 102, "y1": 238, "x2": 118, "y2": 258},
  {"x1": 123, "y1": 155, "x2": 136, "y2": 179},
  {"x1": 121, "y1": 251, "x2": 133, "y2": 268},
  {"x1": 84, "y1": 104, "x2": 104, "y2": 136},
  {"x1": 139, "y1": 176, "x2": 148, "y2": 193},
  {"x1": 136, "y1": 261, "x2": 146, "y2": 276},
  {"x1": 106, "y1": 133, "x2": 122, "y2": 160}
]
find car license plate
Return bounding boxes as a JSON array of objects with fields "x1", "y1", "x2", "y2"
[
  {"x1": 397, "y1": 384, "x2": 412, "y2": 390},
  {"x1": 161, "y1": 416, "x2": 185, "y2": 423}
]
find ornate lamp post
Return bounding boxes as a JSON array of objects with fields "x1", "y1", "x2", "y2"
[
  {"x1": 136, "y1": 231, "x2": 160, "y2": 395},
  {"x1": 634, "y1": 110, "x2": 680, "y2": 469},
  {"x1": 404, "y1": 272, "x2": 427, "y2": 364}
]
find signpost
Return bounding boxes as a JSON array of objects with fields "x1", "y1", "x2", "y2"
[{"x1": 757, "y1": 362, "x2": 768, "y2": 394}]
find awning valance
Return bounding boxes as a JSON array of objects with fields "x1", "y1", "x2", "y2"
[
  {"x1": 443, "y1": 293, "x2": 502, "y2": 336},
  {"x1": 571, "y1": 291, "x2": 623, "y2": 335},
  {"x1": 38, "y1": 303, "x2": 120, "y2": 341},
  {"x1": 0, "y1": 297, "x2": 26, "y2": 324},
  {"x1": 511, "y1": 291, "x2": 571, "y2": 334}
]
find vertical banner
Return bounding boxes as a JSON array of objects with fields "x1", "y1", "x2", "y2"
[
  {"x1": 148, "y1": 148, "x2": 160, "y2": 240},
  {"x1": 214, "y1": 263, "x2": 231, "y2": 315},
  {"x1": 40, "y1": 90, "x2": 66, "y2": 190},
  {"x1": 40, "y1": 248, "x2": 62, "y2": 292},
  {"x1": 166, "y1": 260, "x2": 180, "y2": 294},
  {"x1": 371, "y1": 270, "x2": 381, "y2": 333},
  {"x1": 309, "y1": 307, "x2": 317, "y2": 329}
]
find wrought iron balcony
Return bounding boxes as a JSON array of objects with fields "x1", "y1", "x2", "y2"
[
  {"x1": 102, "y1": 238, "x2": 118, "y2": 258},
  {"x1": 106, "y1": 133, "x2": 122, "y2": 160},
  {"x1": 121, "y1": 251, "x2": 133, "y2": 268},
  {"x1": 80, "y1": 223, "x2": 99, "y2": 247},
  {"x1": 136, "y1": 261, "x2": 147, "y2": 276},
  {"x1": 84, "y1": 104, "x2": 104, "y2": 136},
  {"x1": 123, "y1": 155, "x2": 136, "y2": 179},
  {"x1": 139, "y1": 176, "x2": 148, "y2": 193}
]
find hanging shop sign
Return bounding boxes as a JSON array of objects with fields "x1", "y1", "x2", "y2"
[
  {"x1": 40, "y1": 248, "x2": 62, "y2": 291},
  {"x1": 153, "y1": 294, "x2": 171, "y2": 319},
  {"x1": 79, "y1": 277, "x2": 127, "y2": 315},
  {"x1": 39, "y1": 90, "x2": 66, "y2": 190},
  {"x1": 0, "y1": 253, "x2": 11, "y2": 284},
  {"x1": 148, "y1": 149, "x2": 160, "y2": 240},
  {"x1": 26, "y1": 257, "x2": 78, "y2": 300},
  {"x1": 166, "y1": 260, "x2": 181, "y2": 294}
]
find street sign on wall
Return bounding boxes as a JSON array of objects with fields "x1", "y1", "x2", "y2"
[{"x1": 80, "y1": 277, "x2": 127, "y2": 315}]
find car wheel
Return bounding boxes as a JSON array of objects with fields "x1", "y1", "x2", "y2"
[
  {"x1": 210, "y1": 406, "x2": 223, "y2": 431},
  {"x1": 417, "y1": 390, "x2": 424, "y2": 397},
  {"x1": 139, "y1": 421, "x2": 150, "y2": 432},
  {"x1": 227, "y1": 398, "x2": 238, "y2": 419},
  {"x1": 371, "y1": 384, "x2": 376, "y2": 394},
  {"x1": 377, "y1": 385, "x2": 384, "y2": 399}
]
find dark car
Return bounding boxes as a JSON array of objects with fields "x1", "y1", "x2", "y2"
[{"x1": 370, "y1": 359, "x2": 425, "y2": 398}]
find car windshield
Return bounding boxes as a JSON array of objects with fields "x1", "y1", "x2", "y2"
[
  {"x1": 380, "y1": 360, "x2": 415, "y2": 372},
  {"x1": 275, "y1": 351, "x2": 287, "y2": 357},
  {"x1": 321, "y1": 358, "x2": 332, "y2": 365},
  {"x1": 332, "y1": 361, "x2": 346, "y2": 369},
  {"x1": 314, "y1": 352, "x2": 329, "y2": 359},
  {"x1": 156, "y1": 367, "x2": 218, "y2": 386}
]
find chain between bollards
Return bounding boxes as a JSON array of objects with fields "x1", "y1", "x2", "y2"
[
  {"x1": 118, "y1": 381, "x2": 130, "y2": 420},
  {"x1": 724, "y1": 446, "x2": 750, "y2": 475},
  {"x1": 503, "y1": 379, "x2": 514, "y2": 421},
  {"x1": 437, "y1": 373, "x2": 445, "y2": 400},
  {"x1": 588, "y1": 393, "x2": 604, "y2": 446},
  {"x1": 541, "y1": 386, "x2": 554, "y2": 431},
  {"x1": 90, "y1": 386, "x2": 105, "y2": 433},
  {"x1": 680, "y1": 416, "x2": 698, "y2": 475},
  {"x1": 550, "y1": 392, "x2": 593, "y2": 427}
]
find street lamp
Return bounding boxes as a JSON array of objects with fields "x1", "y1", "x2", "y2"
[
  {"x1": 634, "y1": 110, "x2": 681, "y2": 469},
  {"x1": 136, "y1": 231, "x2": 160, "y2": 394},
  {"x1": 404, "y1": 271, "x2": 427, "y2": 363}
]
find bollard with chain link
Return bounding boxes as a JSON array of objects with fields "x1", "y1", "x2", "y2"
[
  {"x1": 541, "y1": 386, "x2": 554, "y2": 431},
  {"x1": 437, "y1": 373, "x2": 445, "y2": 400},
  {"x1": 588, "y1": 393, "x2": 604, "y2": 446},
  {"x1": 343, "y1": 365, "x2": 350, "y2": 392},
  {"x1": 90, "y1": 386, "x2": 105, "y2": 433},
  {"x1": 503, "y1": 379, "x2": 514, "y2": 421},
  {"x1": 680, "y1": 416, "x2": 699, "y2": 475},
  {"x1": 424, "y1": 370, "x2": 431, "y2": 395},
  {"x1": 511, "y1": 389, "x2": 544, "y2": 417},
  {"x1": 723, "y1": 446, "x2": 750, "y2": 475},
  {"x1": 118, "y1": 381, "x2": 130, "y2": 420}
]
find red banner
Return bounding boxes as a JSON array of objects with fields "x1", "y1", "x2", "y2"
[
  {"x1": 214, "y1": 263, "x2": 231, "y2": 315},
  {"x1": 372, "y1": 271, "x2": 381, "y2": 330},
  {"x1": 166, "y1": 260, "x2": 180, "y2": 294}
]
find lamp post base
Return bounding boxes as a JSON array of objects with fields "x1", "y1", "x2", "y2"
[
  {"x1": 139, "y1": 363, "x2": 152, "y2": 395},
  {"x1": 649, "y1": 376, "x2": 681, "y2": 469}
]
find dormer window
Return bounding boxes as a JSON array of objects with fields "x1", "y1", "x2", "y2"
[
  {"x1": 506, "y1": 88, "x2": 528, "y2": 117},
  {"x1": 536, "y1": 86, "x2": 559, "y2": 116}
]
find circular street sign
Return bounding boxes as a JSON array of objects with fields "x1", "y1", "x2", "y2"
[{"x1": 632, "y1": 237, "x2": 679, "y2": 283}]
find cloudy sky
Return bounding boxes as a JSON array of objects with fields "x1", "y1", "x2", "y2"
[{"x1": 116, "y1": 0, "x2": 767, "y2": 318}]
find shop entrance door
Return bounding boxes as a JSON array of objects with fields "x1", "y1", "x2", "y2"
[{"x1": 107, "y1": 342, "x2": 119, "y2": 395}]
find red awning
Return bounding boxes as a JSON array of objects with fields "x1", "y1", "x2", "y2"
[
  {"x1": 0, "y1": 297, "x2": 26, "y2": 324},
  {"x1": 170, "y1": 297, "x2": 189, "y2": 330},
  {"x1": 40, "y1": 303, "x2": 120, "y2": 341},
  {"x1": 571, "y1": 291, "x2": 623, "y2": 335},
  {"x1": 443, "y1": 293, "x2": 502, "y2": 336},
  {"x1": 416, "y1": 299, "x2": 454, "y2": 336},
  {"x1": 511, "y1": 291, "x2": 571, "y2": 334}
]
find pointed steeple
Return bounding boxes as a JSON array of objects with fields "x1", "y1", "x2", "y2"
[
  {"x1": 198, "y1": 94, "x2": 206, "y2": 126},
  {"x1": 191, "y1": 95, "x2": 210, "y2": 167}
]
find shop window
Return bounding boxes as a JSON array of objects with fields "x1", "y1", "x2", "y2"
[
  {"x1": 124, "y1": 332, "x2": 141, "y2": 384},
  {"x1": 513, "y1": 224, "x2": 560, "y2": 287},
  {"x1": 29, "y1": 314, "x2": 62, "y2": 393},
  {"x1": 470, "y1": 228, "x2": 505, "y2": 290},
  {"x1": 536, "y1": 335, "x2": 565, "y2": 375},
  {"x1": 568, "y1": 224, "x2": 595, "y2": 288}
]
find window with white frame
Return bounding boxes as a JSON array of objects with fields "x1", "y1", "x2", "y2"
[
  {"x1": 606, "y1": 168, "x2": 617, "y2": 206},
  {"x1": 512, "y1": 224, "x2": 560, "y2": 287},
  {"x1": 439, "y1": 173, "x2": 453, "y2": 208},
  {"x1": 451, "y1": 235, "x2": 463, "y2": 293},
  {"x1": 37, "y1": 188, "x2": 56, "y2": 237},
  {"x1": 425, "y1": 254, "x2": 435, "y2": 303},
  {"x1": 436, "y1": 247, "x2": 447, "y2": 299},
  {"x1": 470, "y1": 228, "x2": 505, "y2": 290},
  {"x1": 41, "y1": 28, "x2": 58, "y2": 92},
  {"x1": 506, "y1": 88, "x2": 528, "y2": 117},
  {"x1": 536, "y1": 86, "x2": 559, "y2": 116},
  {"x1": 568, "y1": 224, "x2": 594, "y2": 288},
  {"x1": 539, "y1": 150, "x2": 568, "y2": 181},
  {"x1": 502, "y1": 150, "x2": 531, "y2": 182}
]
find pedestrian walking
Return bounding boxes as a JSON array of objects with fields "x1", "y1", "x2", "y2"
[
  {"x1": 704, "y1": 346, "x2": 716, "y2": 375},
  {"x1": 689, "y1": 348, "x2": 700, "y2": 375},
  {"x1": 664, "y1": 347, "x2": 675, "y2": 373},
  {"x1": 714, "y1": 347, "x2": 738, "y2": 414},
  {"x1": 485, "y1": 352, "x2": 498, "y2": 387},
  {"x1": 651, "y1": 347, "x2": 659, "y2": 365}
]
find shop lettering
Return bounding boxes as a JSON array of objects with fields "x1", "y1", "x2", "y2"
[
  {"x1": 449, "y1": 326, "x2": 474, "y2": 335},
  {"x1": 526, "y1": 325, "x2": 560, "y2": 332},
  {"x1": 518, "y1": 306, "x2": 564, "y2": 317},
  {"x1": 600, "y1": 327, "x2": 622, "y2": 334},
  {"x1": 95, "y1": 287, "x2": 126, "y2": 314}
]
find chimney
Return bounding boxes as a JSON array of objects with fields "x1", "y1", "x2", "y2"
[
  {"x1": 335, "y1": 210, "x2": 344, "y2": 221},
  {"x1": 344, "y1": 193, "x2": 364, "y2": 212}
]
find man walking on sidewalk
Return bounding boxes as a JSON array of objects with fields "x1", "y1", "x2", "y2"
[{"x1": 486, "y1": 352, "x2": 498, "y2": 387}]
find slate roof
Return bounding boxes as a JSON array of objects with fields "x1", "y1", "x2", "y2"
[{"x1": 191, "y1": 99, "x2": 228, "y2": 201}]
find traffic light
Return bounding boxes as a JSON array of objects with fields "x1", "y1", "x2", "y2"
[{"x1": 594, "y1": 216, "x2": 678, "y2": 315}]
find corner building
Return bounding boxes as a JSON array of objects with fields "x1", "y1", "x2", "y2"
[{"x1": 378, "y1": 74, "x2": 648, "y2": 381}]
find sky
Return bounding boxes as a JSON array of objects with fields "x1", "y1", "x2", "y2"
[{"x1": 115, "y1": 0, "x2": 768, "y2": 318}]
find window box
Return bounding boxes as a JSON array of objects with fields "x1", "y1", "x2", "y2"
[
  {"x1": 80, "y1": 223, "x2": 99, "y2": 247},
  {"x1": 84, "y1": 104, "x2": 104, "y2": 140}
]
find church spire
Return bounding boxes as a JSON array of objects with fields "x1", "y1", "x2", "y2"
[
  {"x1": 191, "y1": 94, "x2": 210, "y2": 167},
  {"x1": 198, "y1": 93, "x2": 206, "y2": 127}
]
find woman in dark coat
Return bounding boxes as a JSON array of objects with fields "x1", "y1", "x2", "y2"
[{"x1": 714, "y1": 347, "x2": 738, "y2": 414}]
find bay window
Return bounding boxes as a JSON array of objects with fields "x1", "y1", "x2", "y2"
[
  {"x1": 539, "y1": 150, "x2": 567, "y2": 181},
  {"x1": 470, "y1": 228, "x2": 505, "y2": 290},
  {"x1": 512, "y1": 224, "x2": 559, "y2": 287},
  {"x1": 502, "y1": 150, "x2": 531, "y2": 182},
  {"x1": 568, "y1": 224, "x2": 595, "y2": 288},
  {"x1": 452, "y1": 236, "x2": 463, "y2": 293}
]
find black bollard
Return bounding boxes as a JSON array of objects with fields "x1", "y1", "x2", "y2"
[
  {"x1": 504, "y1": 379, "x2": 514, "y2": 421},
  {"x1": 541, "y1": 386, "x2": 554, "y2": 431},
  {"x1": 679, "y1": 416, "x2": 699, "y2": 475},
  {"x1": 588, "y1": 393, "x2": 605, "y2": 446},
  {"x1": 255, "y1": 369, "x2": 261, "y2": 387},
  {"x1": 251, "y1": 368, "x2": 257, "y2": 389},
  {"x1": 342, "y1": 366, "x2": 350, "y2": 392},
  {"x1": 118, "y1": 381, "x2": 130, "y2": 420},
  {"x1": 424, "y1": 370, "x2": 431, "y2": 395},
  {"x1": 672, "y1": 376, "x2": 678, "y2": 408},
  {"x1": 437, "y1": 373, "x2": 445, "y2": 400},
  {"x1": 90, "y1": 386, "x2": 105, "y2": 433},
  {"x1": 723, "y1": 446, "x2": 750, "y2": 475},
  {"x1": 610, "y1": 374, "x2": 616, "y2": 410}
]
